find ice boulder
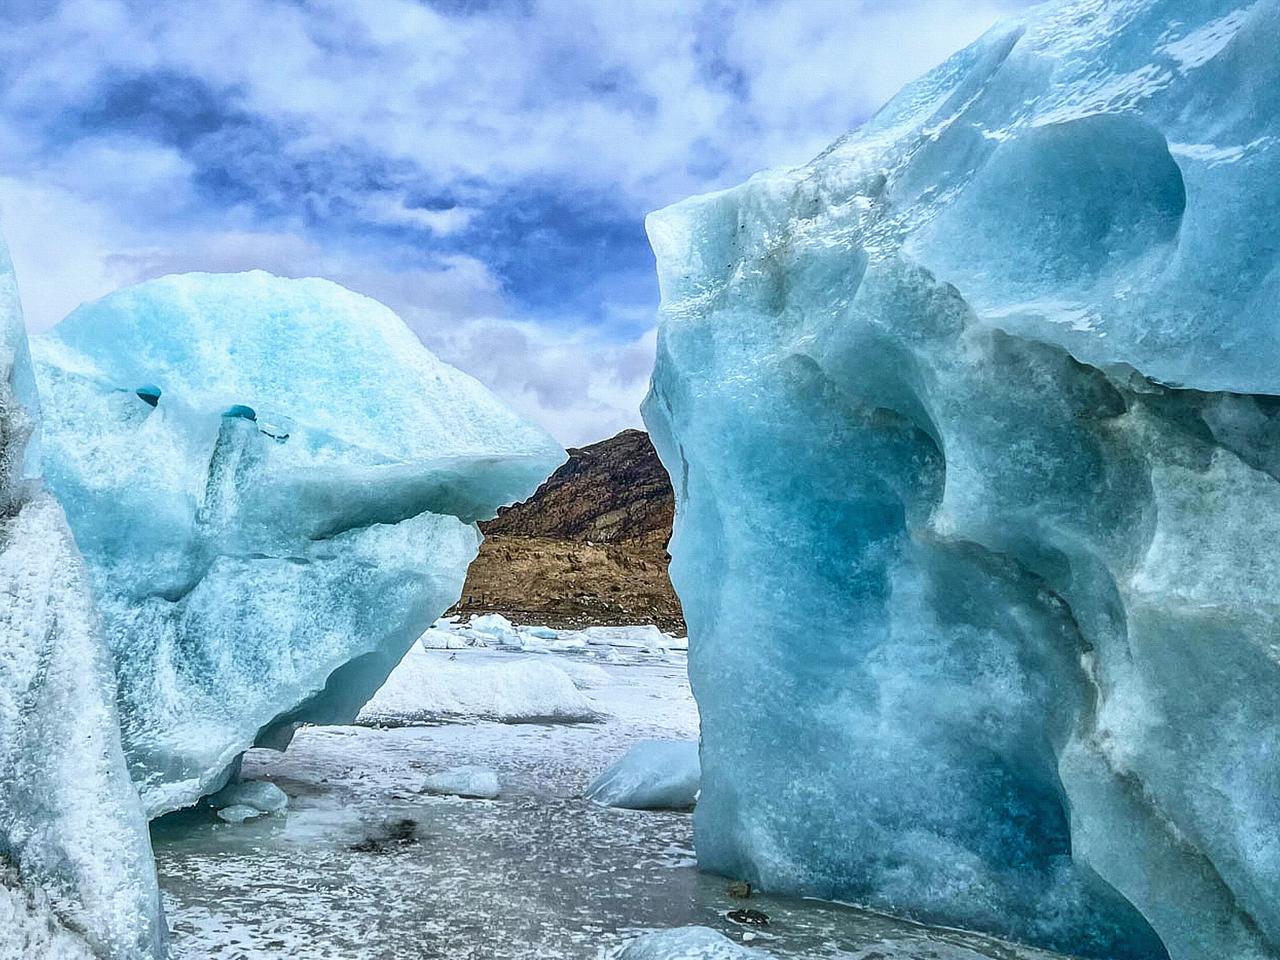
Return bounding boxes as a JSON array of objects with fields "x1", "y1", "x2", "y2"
[
  {"x1": 643, "y1": 2, "x2": 1280, "y2": 959},
  {"x1": 0, "y1": 235, "x2": 164, "y2": 957},
  {"x1": 610, "y1": 927, "x2": 767, "y2": 959},
  {"x1": 420, "y1": 765, "x2": 501, "y2": 800},
  {"x1": 587, "y1": 740, "x2": 699, "y2": 810},
  {"x1": 30, "y1": 271, "x2": 563, "y2": 817},
  {"x1": 209, "y1": 779, "x2": 288, "y2": 823},
  {"x1": 462, "y1": 613, "x2": 523, "y2": 645}
]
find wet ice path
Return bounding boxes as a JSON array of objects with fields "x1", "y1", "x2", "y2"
[{"x1": 152, "y1": 623, "x2": 1078, "y2": 960}]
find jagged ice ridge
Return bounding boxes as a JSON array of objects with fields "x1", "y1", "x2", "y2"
[
  {"x1": 29, "y1": 271, "x2": 564, "y2": 818},
  {"x1": 0, "y1": 236, "x2": 164, "y2": 958},
  {"x1": 643, "y1": 2, "x2": 1280, "y2": 958}
]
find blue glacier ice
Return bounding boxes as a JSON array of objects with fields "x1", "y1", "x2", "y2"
[
  {"x1": 642, "y1": 2, "x2": 1280, "y2": 959},
  {"x1": 29, "y1": 271, "x2": 564, "y2": 818},
  {"x1": 0, "y1": 234, "x2": 164, "y2": 958}
]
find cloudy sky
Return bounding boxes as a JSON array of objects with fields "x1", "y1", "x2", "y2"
[{"x1": 0, "y1": 0, "x2": 1033, "y2": 445}]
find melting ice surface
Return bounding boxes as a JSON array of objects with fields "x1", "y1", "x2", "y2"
[
  {"x1": 611, "y1": 927, "x2": 766, "y2": 959},
  {"x1": 643, "y1": 1, "x2": 1280, "y2": 958},
  {"x1": 587, "y1": 740, "x2": 700, "y2": 811},
  {"x1": 0, "y1": 235, "x2": 164, "y2": 957},
  {"x1": 151, "y1": 619, "x2": 1079, "y2": 960},
  {"x1": 29, "y1": 271, "x2": 564, "y2": 818}
]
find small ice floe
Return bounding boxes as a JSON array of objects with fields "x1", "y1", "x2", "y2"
[
  {"x1": 215, "y1": 804, "x2": 263, "y2": 825},
  {"x1": 420, "y1": 615, "x2": 686, "y2": 657},
  {"x1": 417, "y1": 617, "x2": 475, "y2": 649},
  {"x1": 421, "y1": 765, "x2": 500, "y2": 799},
  {"x1": 587, "y1": 740, "x2": 699, "y2": 810},
  {"x1": 611, "y1": 926, "x2": 770, "y2": 958},
  {"x1": 209, "y1": 780, "x2": 288, "y2": 823},
  {"x1": 461, "y1": 614, "x2": 590, "y2": 653},
  {"x1": 460, "y1": 613, "x2": 523, "y2": 646},
  {"x1": 358, "y1": 647, "x2": 603, "y2": 725},
  {"x1": 580, "y1": 625, "x2": 688, "y2": 654}
]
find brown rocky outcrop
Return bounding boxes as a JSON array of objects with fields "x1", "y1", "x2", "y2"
[{"x1": 451, "y1": 429, "x2": 683, "y2": 632}]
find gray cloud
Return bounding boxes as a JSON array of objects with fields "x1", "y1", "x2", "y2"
[{"x1": 0, "y1": 0, "x2": 1035, "y2": 444}]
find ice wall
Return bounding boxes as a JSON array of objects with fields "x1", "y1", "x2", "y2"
[
  {"x1": 0, "y1": 236, "x2": 164, "y2": 957},
  {"x1": 642, "y1": 2, "x2": 1280, "y2": 959},
  {"x1": 30, "y1": 271, "x2": 563, "y2": 817}
]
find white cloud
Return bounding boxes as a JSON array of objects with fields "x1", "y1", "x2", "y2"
[
  {"x1": 362, "y1": 194, "x2": 477, "y2": 235},
  {"x1": 417, "y1": 316, "x2": 656, "y2": 448},
  {"x1": 0, "y1": 177, "x2": 642, "y2": 445},
  {"x1": 0, "y1": 0, "x2": 1038, "y2": 442},
  {"x1": 0, "y1": 178, "x2": 129, "y2": 330},
  {"x1": 0, "y1": 0, "x2": 1037, "y2": 208}
]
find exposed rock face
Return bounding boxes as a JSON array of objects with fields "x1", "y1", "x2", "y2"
[
  {"x1": 484, "y1": 429, "x2": 673, "y2": 545},
  {"x1": 455, "y1": 430, "x2": 683, "y2": 631}
]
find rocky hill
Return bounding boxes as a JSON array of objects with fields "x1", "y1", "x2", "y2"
[{"x1": 451, "y1": 429, "x2": 684, "y2": 632}]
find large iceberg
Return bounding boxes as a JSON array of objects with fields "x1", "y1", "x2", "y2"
[
  {"x1": 642, "y1": 2, "x2": 1280, "y2": 959},
  {"x1": 30, "y1": 271, "x2": 563, "y2": 817},
  {"x1": 0, "y1": 235, "x2": 164, "y2": 957}
]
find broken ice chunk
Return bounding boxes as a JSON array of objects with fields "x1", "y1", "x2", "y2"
[
  {"x1": 209, "y1": 779, "x2": 288, "y2": 820},
  {"x1": 611, "y1": 926, "x2": 767, "y2": 959},
  {"x1": 587, "y1": 740, "x2": 699, "y2": 810},
  {"x1": 421, "y1": 766, "x2": 500, "y2": 799}
]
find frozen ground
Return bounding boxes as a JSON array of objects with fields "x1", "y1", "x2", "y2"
[{"x1": 152, "y1": 620, "x2": 1080, "y2": 960}]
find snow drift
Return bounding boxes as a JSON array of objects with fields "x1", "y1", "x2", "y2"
[{"x1": 643, "y1": 2, "x2": 1280, "y2": 958}]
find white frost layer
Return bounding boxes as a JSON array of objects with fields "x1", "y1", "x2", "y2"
[
  {"x1": 0, "y1": 875, "x2": 97, "y2": 960},
  {"x1": 611, "y1": 927, "x2": 768, "y2": 959},
  {"x1": 421, "y1": 765, "x2": 501, "y2": 799},
  {"x1": 29, "y1": 271, "x2": 563, "y2": 816},
  {"x1": 587, "y1": 740, "x2": 700, "y2": 811},
  {"x1": 358, "y1": 646, "x2": 603, "y2": 725}
]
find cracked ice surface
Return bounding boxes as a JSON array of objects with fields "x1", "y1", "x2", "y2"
[
  {"x1": 29, "y1": 271, "x2": 564, "y2": 817},
  {"x1": 152, "y1": 629, "x2": 1073, "y2": 960},
  {"x1": 643, "y1": 1, "x2": 1280, "y2": 958}
]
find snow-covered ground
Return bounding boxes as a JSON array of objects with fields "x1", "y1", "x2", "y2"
[{"x1": 152, "y1": 618, "x2": 1077, "y2": 960}]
